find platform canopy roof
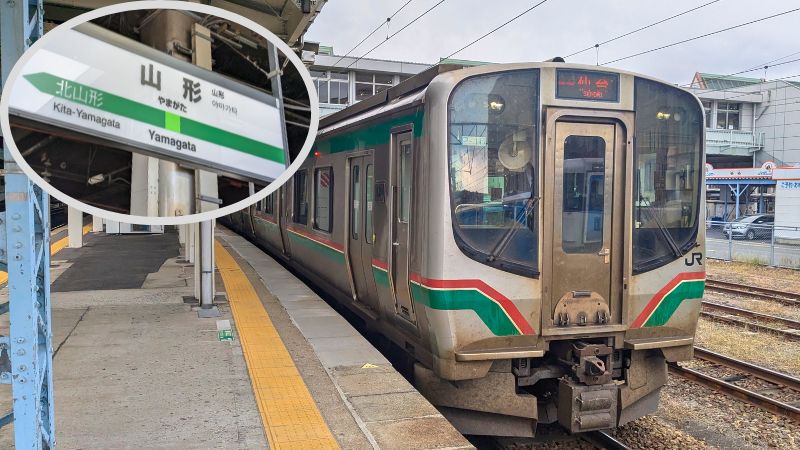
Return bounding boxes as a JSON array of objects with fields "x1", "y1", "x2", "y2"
[{"x1": 43, "y1": 0, "x2": 326, "y2": 47}]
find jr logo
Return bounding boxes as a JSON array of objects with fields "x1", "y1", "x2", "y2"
[{"x1": 685, "y1": 252, "x2": 703, "y2": 266}]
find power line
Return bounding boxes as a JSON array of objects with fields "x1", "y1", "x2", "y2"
[
  {"x1": 442, "y1": 0, "x2": 551, "y2": 60},
  {"x1": 602, "y1": 7, "x2": 800, "y2": 66},
  {"x1": 341, "y1": 0, "x2": 447, "y2": 69},
  {"x1": 687, "y1": 50, "x2": 800, "y2": 87},
  {"x1": 331, "y1": 0, "x2": 416, "y2": 68},
  {"x1": 565, "y1": 0, "x2": 722, "y2": 59}
]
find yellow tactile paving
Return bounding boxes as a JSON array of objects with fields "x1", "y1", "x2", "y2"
[
  {"x1": 215, "y1": 241, "x2": 339, "y2": 450},
  {"x1": 0, "y1": 223, "x2": 92, "y2": 286}
]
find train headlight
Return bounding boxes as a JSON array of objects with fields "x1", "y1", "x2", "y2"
[{"x1": 656, "y1": 111, "x2": 671, "y2": 120}]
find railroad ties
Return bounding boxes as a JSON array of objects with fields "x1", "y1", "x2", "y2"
[{"x1": 669, "y1": 347, "x2": 800, "y2": 422}]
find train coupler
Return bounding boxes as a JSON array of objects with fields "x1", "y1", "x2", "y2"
[
  {"x1": 554, "y1": 341, "x2": 618, "y2": 433},
  {"x1": 557, "y1": 378, "x2": 618, "y2": 433}
]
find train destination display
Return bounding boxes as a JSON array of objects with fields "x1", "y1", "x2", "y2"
[
  {"x1": 556, "y1": 69, "x2": 620, "y2": 102},
  {"x1": 8, "y1": 23, "x2": 287, "y2": 183}
]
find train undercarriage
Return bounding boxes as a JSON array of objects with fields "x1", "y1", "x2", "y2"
[{"x1": 415, "y1": 340, "x2": 670, "y2": 438}]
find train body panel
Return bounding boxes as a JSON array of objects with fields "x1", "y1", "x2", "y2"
[{"x1": 224, "y1": 62, "x2": 706, "y2": 436}]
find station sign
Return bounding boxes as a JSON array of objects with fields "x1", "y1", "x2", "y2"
[
  {"x1": 8, "y1": 23, "x2": 287, "y2": 183},
  {"x1": 556, "y1": 69, "x2": 620, "y2": 102}
]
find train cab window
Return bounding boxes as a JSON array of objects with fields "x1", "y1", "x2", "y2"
[
  {"x1": 293, "y1": 170, "x2": 308, "y2": 225},
  {"x1": 366, "y1": 164, "x2": 375, "y2": 244},
  {"x1": 314, "y1": 167, "x2": 333, "y2": 232},
  {"x1": 448, "y1": 70, "x2": 540, "y2": 276},
  {"x1": 351, "y1": 165, "x2": 360, "y2": 239},
  {"x1": 264, "y1": 195, "x2": 274, "y2": 215},
  {"x1": 633, "y1": 77, "x2": 703, "y2": 273}
]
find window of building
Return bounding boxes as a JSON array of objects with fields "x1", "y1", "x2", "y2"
[
  {"x1": 355, "y1": 72, "x2": 394, "y2": 101},
  {"x1": 293, "y1": 170, "x2": 308, "y2": 225},
  {"x1": 702, "y1": 100, "x2": 712, "y2": 128},
  {"x1": 311, "y1": 70, "x2": 349, "y2": 105},
  {"x1": 314, "y1": 167, "x2": 333, "y2": 232},
  {"x1": 716, "y1": 101, "x2": 740, "y2": 130}
]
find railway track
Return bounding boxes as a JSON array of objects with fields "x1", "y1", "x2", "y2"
[
  {"x1": 487, "y1": 429, "x2": 630, "y2": 450},
  {"x1": 669, "y1": 347, "x2": 800, "y2": 422},
  {"x1": 700, "y1": 302, "x2": 800, "y2": 340},
  {"x1": 705, "y1": 278, "x2": 800, "y2": 307}
]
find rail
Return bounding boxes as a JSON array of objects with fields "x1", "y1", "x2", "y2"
[
  {"x1": 705, "y1": 279, "x2": 800, "y2": 307},
  {"x1": 669, "y1": 347, "x2": 800, "y2": 421},
  {"x1": 701, "y1": 301, "x2": 800, "y2": 330}
]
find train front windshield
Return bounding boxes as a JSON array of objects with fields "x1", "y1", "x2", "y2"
[
  {"x1": 632, "y1": 78, "x2": 704, "y2": 272},
  {"x1": 448, "y1": 70, "x2": 539, "y2": 276}
]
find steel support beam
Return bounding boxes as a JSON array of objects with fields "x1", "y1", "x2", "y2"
[{"x1": 1, "y1": 1, "x2": 55, "y2": 447}]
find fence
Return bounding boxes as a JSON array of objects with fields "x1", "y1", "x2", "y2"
[{"x1": 705, "y1": 220, "x2": 800, "y2": 269}]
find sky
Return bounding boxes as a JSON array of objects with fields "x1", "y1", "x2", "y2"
[{"x1": 305, "y1": 0, "x2": 800, "y2": 85}]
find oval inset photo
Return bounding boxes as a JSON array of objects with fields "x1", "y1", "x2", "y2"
[{"x1": 0, "y1": 1, "x2": 318, "y2": 225}]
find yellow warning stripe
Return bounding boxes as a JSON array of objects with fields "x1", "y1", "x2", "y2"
[
  {"x1": 0, "y1": 223, "x2": 93, "y2": 286},
  {"x1": 215, "y1": 241, "x2": 339, "y2": 450}
]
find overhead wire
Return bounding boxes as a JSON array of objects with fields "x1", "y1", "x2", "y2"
[
  {"x1": 441, "y1": 0, "x2": 551, "y2": 61},
  {"x1": 339, "y1": 0, "x2": 448, "y2": 69},
  {"x1": 564, "y1": 0, "x2": 723, "y2": 59},
  {"x1": 601, "y1": 7, "x2": 800, "y2": 65},
  {"x1": 330, "y1": 0, "x2": 415, "y2": 68}
]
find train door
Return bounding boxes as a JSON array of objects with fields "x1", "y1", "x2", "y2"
[
  {"x1": 391, "y1": 131, "x2": 416, "y2": 323},
  {"x1": 278, "y1": 185, "x2": 292, "y2": 256},
  {"x1": 548, "y1": 121, "x2": 623, "y2": 327},
  {"x1": 347, "y1": 153, "x2": 380, "y2": 312}
]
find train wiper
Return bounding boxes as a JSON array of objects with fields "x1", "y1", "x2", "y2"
[
  {"x1": 638, "y1": 197, "x2": 682, "y2": 258},
  {"x1": 487, "y1": 195, "x2": 539, "y2": 263}
]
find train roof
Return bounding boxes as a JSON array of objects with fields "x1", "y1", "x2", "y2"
[{"x1": 318, "y1": 61, "x2": 700, "y2": 133}]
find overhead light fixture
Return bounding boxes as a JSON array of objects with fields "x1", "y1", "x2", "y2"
[{"x1": 88, "y1": 174, "x2": 106, "y2": 185}]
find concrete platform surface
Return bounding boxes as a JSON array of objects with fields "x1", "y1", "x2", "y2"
[
  {"x1": 217, "y1": 228, "x2": 473, "y2": 450},
  {"x1": 1, "y1": 226, "x2": 474, "y2": 449},
  {"x1": 1, "y1": 229, "x2": 266, "y2": 449}
]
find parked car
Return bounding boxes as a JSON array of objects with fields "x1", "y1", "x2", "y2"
[{"x1": 723, "y1": 214, "x2": 774, "y2": 240}]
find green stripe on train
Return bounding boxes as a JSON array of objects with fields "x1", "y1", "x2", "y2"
[
  {"x1": 287, "y1": 233, "x2": 345, "y2": 263},
  {"x1": 409, "y1": 283, "x2": 520, "y2": 336},
  {"x1": 315, "y1": 110, "x2": 424, "y2": 155},
  {"x1": 372, "y1": 266, "x2": 389, "y2": 288},
  {"x1": 644, "y1": 280, "x2": 706, "y2": 327}
]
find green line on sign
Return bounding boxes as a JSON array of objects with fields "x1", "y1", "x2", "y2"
[
  {"x1": 165, "y1": 112, "x2": 181, "y2": 133},
  {"x1": 23, "y1": 72, "x2": 285, "y2": 164}
]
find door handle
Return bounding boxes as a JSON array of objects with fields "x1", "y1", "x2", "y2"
[
  {"x1": 598, "y1": 248, "x2": 610, "y2": 264},
  {"x1": 392, "y1": 242, "x2": 400, "y2": 246}
]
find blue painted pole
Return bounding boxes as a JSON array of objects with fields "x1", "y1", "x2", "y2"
[{"x1": 1, "y1": 0, "x2": 55, "y2": 448}]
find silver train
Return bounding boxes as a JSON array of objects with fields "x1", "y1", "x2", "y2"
[{"x1": 224, "y1": 62, "x2": 706, "y2": 437}]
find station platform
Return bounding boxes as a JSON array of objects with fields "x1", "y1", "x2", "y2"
[{"x1": 0, "y1": 225, "x2": 472, "y2": 449}]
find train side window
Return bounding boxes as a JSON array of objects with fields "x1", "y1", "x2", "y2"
[
  {"x1": 351, "y1": 165, "x2": 360, "y2": 240},
  {"x1": 314, "y1": 167, "x2": 333, "y2": 232},
  {"x1": 399, "y1": 140, "x2": 412, "y2": 223},
  {"x1": 366, "y1": 164, "x2": 374, "y2": 244},
  {"x1": 293, "y1": 170, "x2": 308, "y2": 225},
  {"x1": 264, "y1": 195, "x2": 274, "y2": 215}
]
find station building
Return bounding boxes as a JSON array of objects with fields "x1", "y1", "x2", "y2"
[
  {"x1": 688, "y1": 73, "x2": 800, "y2": 239},
  {"x1": 305, "y1": 45, "x2": 430, "y2": 116}
]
